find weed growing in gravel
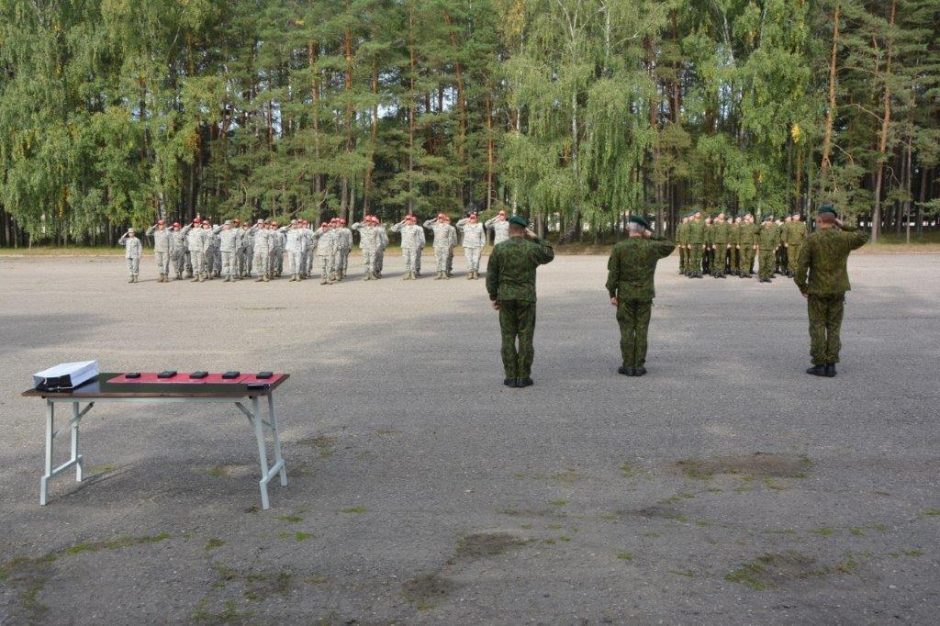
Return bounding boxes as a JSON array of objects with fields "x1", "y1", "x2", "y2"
[
  {"x1": 341, "y1": 506, "x2": 367, "y2": 514},
  {"x1": 617, "y1": 552, "x2": 634, "y2": 561},
  {"x1": 204, "y1": 538, "x2": 225, "y2": 551}
]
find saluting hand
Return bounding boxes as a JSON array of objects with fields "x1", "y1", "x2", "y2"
[
  {"x1": 610, "y1": 297, "x2": 618, "y2": 307},
  {"x1": 492, "y1": 300, "x2": 501, "y2": 311}
]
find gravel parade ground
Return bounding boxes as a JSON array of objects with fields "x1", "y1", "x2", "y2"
[{"x1": 1, "y1": 252, "x2": 939, "y2": 624}]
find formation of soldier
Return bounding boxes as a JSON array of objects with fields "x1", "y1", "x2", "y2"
[
  {"x1": 122, "y1": 210, "x2": 509, "y2": 284},
  {"x1": 675, "y1": 211, "x2": 807, "y2": 282}
]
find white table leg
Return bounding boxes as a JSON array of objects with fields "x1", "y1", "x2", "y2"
[
  {"x1": 268, "y1": 393, "x2": 287, "y2": 487},
  {"x1": 40, "y1": 400, "x2": 54, "y2": 505},
  {"x1": 71, "y1": 402, "x2": 84, "y2": 482},
  {"x1": 251, "y1": 397, "x2": 271, "y2": 510}
]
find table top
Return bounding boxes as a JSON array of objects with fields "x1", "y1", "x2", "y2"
[{"x1": 22, "y1": 373, "x2": 289, "y2": 399}]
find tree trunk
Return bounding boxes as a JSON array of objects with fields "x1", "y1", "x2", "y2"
[
  {"x1": 819, "y1": 3, "x2": 840, "y2": 191},
  {"x1": 308, "y1": 41, "x2": 322, "y2": 196},
  {"x1": 871, "y1": 0, "x2": 897, "y2": 244}
]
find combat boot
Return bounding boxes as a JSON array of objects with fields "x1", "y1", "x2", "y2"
[
  {"x1": 443, "y1": 272, "x2": 450, "y2": 280},
  {"x1": 177, "y1": 271, "x2": 183, "y2": 280},
  {"x1": 255, "y1": 276, "x2": 264, "y2": 282},
  {"x1": 806, "y1": 364, "x2": 827, "y2": 377},
  {"x1": 435, "y1": 271, "x2": 443, "y2": 280},
  {"x1": 128, "y1": 275, "x2": 134, "y2": 283},
  {"x1": 320, "y1": 278, "x2": 329, "y2": 285},
  {"x1": 467, "y1": 272, "x2": 473, "y2": 280},
  {"x1": 825, "y1": 364, "x2": 837, "y2": 377},
  {"x1": 262, "y1": 276, "x2": 270, "y2": 282}
]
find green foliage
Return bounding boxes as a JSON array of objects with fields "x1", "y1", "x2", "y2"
[{"x1": 0, "y1": 0, "x2": 936, "y2": 245}]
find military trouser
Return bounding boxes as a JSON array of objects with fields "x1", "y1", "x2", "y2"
[
  {"x1": 729, "y1": 247, "x2": 739, "y2": 274},
  {"x1": 465, "y1": 247, "x2": 482, "y2": 272},
  {"x1": 743, "y1": 247, "x2": 755, "y2": 274},
  {"x1": 375, "y1": 250, "x2": 385, "y2": 275},
  {"x1": 253, "y1": 249, "x2": 269, "y2": 278},
  {"x1": 679, "y1": 246, "x2": 688, "y2": 273},
  {"x1": 154, "y1": 251, "x2": 169, "y2": 276},
  {"x1": 214, "y1": 248, "x2": 222, "y2": 275},
  {"x1": 126, "y1": 256, "x2": 140, "y2": 277},
  {"x1": 191, "y1": 250, "x2": 205, "y2": 278},
  {"x1": 447, "y1": 248, "x2": 454, "y2": 274},
  {"x1": 433, "y1": 247, "x2": 449, "y2": 273},
  {"x1": 776, "y1": 247, "x2": 788, "y2": 273},
  {"x1": 616, "y1": 299, "x2": 653, "y2": 368},
  {"x1": 221, "y1": 251, "x2": 235, "y2": 280},
  {"x1": 339, "y1": 248, "x2": 350, "y2": 273},
  {"x1": 286, "y1": 251, "x2": 302, "y2": 276},
  {"x1": 184, "y1": 250, "x2": 193, "y2": 276},
  {"x1": 204, "y1": 248, "x2": 215, "y2": 276},
  {"x1": 170, "y1": 250, "x2": 184, "y2": 275},
  {"x1": 273, "y1": 249, "x2": 283, "y2": 276},
  {"x1": 498, "y1": 299, "x2": 537, "y2": 379},
  {"x1": 361, "y1": 248, "x2": 376, "y2": 274},
  {"x1": 688, "y1": 245, "x2": 704, "y2": 274},
  {"x1": 808, "y1": 294, "x2": 845, "y2": 365},
  {"x1": 402, "y1": 248, "x2": 417, "y2": 273},
  {"x1": 299, "y1": 250, "x2": 309, "y2": 277},
  {"x1": 758, "y1": 249, "x2": 775, "y2": 280},
  {"x1": 317, "y1": 255, "x2": 333, "y2": 281},
  {"x1": 787, "y1": 244, "x2": 802, "y2": 274},
  {"x1": 415, "y1": 249, "x2": 423, "y2": 275}
]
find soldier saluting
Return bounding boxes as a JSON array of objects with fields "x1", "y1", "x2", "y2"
[
  {"x1": 485, "y1": 215, "x2": 554, "y2": 388},
  {"x1": 793, "y1": 203, "x2": 867, "y2": 377},
  {"x1": 605, "y1": 215, "x2": 675, "y2": 376}
]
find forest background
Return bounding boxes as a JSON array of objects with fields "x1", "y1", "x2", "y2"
[{"x1": 0, "y1": 0, "x2": 938, "y2": 247}]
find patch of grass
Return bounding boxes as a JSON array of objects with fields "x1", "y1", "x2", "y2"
[
  {"x1": 620, "y1": 462, "x2": 636, "y2": 478},
  {"x1": 208, "y1": 465, "x2": 231, "y2": 478},
  {"x1": 558, "y1": 535, "x2": 571, "y2": 542},
  {"x1": 549, "y1": 499, "x2": 568, "y2": 507},
  {"x1": 402, "y1": 572, "x2": 455, "y2": 609},
  {"x1": 550, "y1": 468, "x2": 580, "y2": 484},
  {"x1": 870, "y1": 523, "x2": 889, "y2": 533},
  {"x1": 455, "y1": 533, "x2": 527, "y2": 560},
  {"x1": 810, "y1": 527, "x2": 835, "y2": 537},
  {"x1": 617, "y1": 552, "x2": 634, "y2": 561},
  {"x1": 277, "y1": 514, "x2": 304, "y2": 523},
  {"x1": 243, "y1": 571, "x2": 292, "y2": 602},
  {"x1": 763, "y1": 478, "x2": 786, "y2": 491},
  {"x1": 298, "y1": 435, "x2": 337, "y2": 459},
  {"x1": 204, "y1": 538, "x2": 225, "y2": 551},
  {"x1": 341, "y1": 506, "x2": 367, "y2": 514},
  {"x1": 546, "y1": 523, "x2": 563, "y2": 530},
  {"x1": 904, "y1": 549, "x2": 923, "y2": 557},
  {"x1": 849, "y1": 527, "x2": 866, "y2": 537},
  {"x1": 677, "y1": 453, "x2": 812, "y2": 480},
  {"x1": 294, "y1": 532, "x2": 314, "y2": 542},
  {"x1": 87, "y1": 463, "x2": 117, "y2": 475},
  {"x1": 305, "y1": 575, "x2": 328, "y2": 585},
  {"x1": 543, "y1": 538, "x2": 556, "y2": 545},
  {"x1": 520, "y1": 523, "x2": 533, "y2": 529},
  {"x1": 642, "y1": 531, "x2": 662, "y2": 538},
  {"x1": 725, "y1": 551, "x2": 853, "y2": 591},
  {"x1": 922, "y1": 508, "x2": 940, "y2": 517},
  {"x1": 670, "y1": 569, "x2": 694, "y2": 578},
  {"x1": 192, "y1": 599, "x2": 252, "y2": 624}
]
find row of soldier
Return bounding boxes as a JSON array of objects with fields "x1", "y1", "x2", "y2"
[
  {"x1": 675, "y1": 211, "x2": 808, "y2": 282},
  {"x1": 119, "y1": 210, "x2": 512, "y2": 283}
]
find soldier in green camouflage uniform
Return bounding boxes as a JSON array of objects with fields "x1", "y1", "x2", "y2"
[
  {"x1": 676, "y1": 216, "x2": 690, "y2": 275},
  {"x1": 709, "y1": 213, "x2": 730, "y2": 278},
  {"x1": 784, "y1": 213, "x2": 807, "y2": 277},
  {"x1": 686, "y1": 211, "x2": 705, "y2": 278},
  {"x1": 486, "y1": 215, "x2": 555, "y2": 388},
  {"x1": 729, "y1": 217, "x2": 741, "y2": 277},
  {"x1": 793, "y1": 204, "x2": 867, "y2": 377},
  {"x1": 758, "y1": 216, "x2": 780, "y2": 282},
  {"x1": 702, "y1": 216, "x2": 714, "y2": 275},
  {"x1": 737, "y1": 214, "x2": 758, "y2": 277},
  {"x1": 606, "y1": 215, "x2": 676, "y2": 376}
]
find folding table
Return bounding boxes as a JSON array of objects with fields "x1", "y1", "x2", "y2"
[{"x1": 21, "y1": 372, "x2": 289, "y2": 510}]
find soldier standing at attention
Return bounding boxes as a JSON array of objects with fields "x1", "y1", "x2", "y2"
[
  {"x1": 737, "y1": 214, "x2": 758, "y2": 278},
  {"x1": 146, "y1": 219, "x2": 171, "y2": 282},
  {"x1": 729, "y1": 217, "x2": 742, "y2": 277},
  {"x1": 676, "y1": 216, "x2": 690, "y2": 275},
  {"x1": 775, "y1": 218, "x2": 788, "y2": 275},
  {"x1": 118, "y1": 228, "x2": 142, "y2": 283},
  {"x1": 486, "y1": 215, "x2": 554, "y2": 388},
  {"x1": 784, "y1": 213, "x2": 807, "y2": 278},
  {"x1": 187, "y1": 218, "x2": 206, "y2": 282},
  {"x1": 334, "y1": 218, "x2": 353, "y2": 279},
  {"x1": 312, "y1": 221, "x2": 336, "y2": 284},
  {"x1": 794, "y1": 204, "x2": 867, "y2": 377},
  {"x1": 375, "y1": 217, "x2": 389, "y2": 278},
  {"x1": 606, "y1": 215, "x2": 675, "y2": 377},
  {"x1": 456, "y1": 213, "x2": 486, "y2": 279},
  {"x1": 218, "y1": 220, "x2": 239, "y2": 282},
  {"x1": 709, "y1": 213, "x2": 730, "y2": 278},
  {"x1": 485, "y1": 210, "x2": 511, "y2": 246},
  {"x1": 757, "y1": 215, "x2": 781, "y2": 283},
  {"x1": 686, "y1": 211, "x2": 705, "y2": 278},
  {"x1": 169, "y1": 221, "x2": 190, "y2": 280}
]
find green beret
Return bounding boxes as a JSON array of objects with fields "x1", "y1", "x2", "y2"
[
  {"x1": 818, "y1": 203, "x2": 836, "y2": 216},
  {"x1": 628, "y1": 215, "x2": 650, "y2": 230},
  {"x1": 508, "y1": 215, "x2": 528, "y2": 228}
]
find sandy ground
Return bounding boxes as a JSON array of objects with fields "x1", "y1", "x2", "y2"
[{"x1": 1, "y1": 252, "x2": 939, "y2": 624}]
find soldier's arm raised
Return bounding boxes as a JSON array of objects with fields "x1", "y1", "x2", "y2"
[{"x1": 838, "y1": 223, "x2": 868, "y2": 250}]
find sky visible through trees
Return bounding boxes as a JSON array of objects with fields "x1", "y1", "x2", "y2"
[{"x1": 0, "y1": 0, "x2": 937, "y2": 246}]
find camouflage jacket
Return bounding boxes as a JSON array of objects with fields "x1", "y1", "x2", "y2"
[
  {"x1": 676, "y1": 221, "x2": 690, "y2": 246},
  {"x1": 486, "y1": 236, "x2": 554, "y2": 303},
  {"x1": 785, "y1": 221, "x2": 807, "y2": 246},
  {"x1": 687, "y1": 219, "x2": 705, "y2": 244},
  {"x1": 738, "y1": 223, "x2": 758, "y2": 246},
  {"x1": 758, "y1": 225, "x2": 780, "y2": 250},
  {"x1": 605, "y1": 237, "x2": 676, "y2": 302},
  {"x1": 710, "y1": 221, "x2": 730, "y2": 246},
  {"x1": 794, "y1": 226, "x2": 867, "y2": 295}
]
